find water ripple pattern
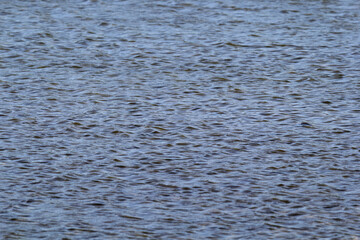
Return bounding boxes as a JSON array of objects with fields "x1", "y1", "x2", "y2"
[{"x1": 1, "y1": 0, "x2": 360, "y2": 239}]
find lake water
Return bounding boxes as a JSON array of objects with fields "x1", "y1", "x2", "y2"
[{"x1": 1, "y1": 0, "x2": 360, "y2": 239}]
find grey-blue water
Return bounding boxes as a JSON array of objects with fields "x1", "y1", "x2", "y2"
[{"x1": 1, "y1": 0, "x2": 360, "y2": 239}]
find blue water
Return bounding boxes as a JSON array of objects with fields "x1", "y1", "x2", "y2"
[{"x1": 1, "y1": 0, "x2": 360, "y2": 239}]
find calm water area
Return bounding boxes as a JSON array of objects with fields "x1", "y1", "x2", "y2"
[{"x1": 1, "y1": 0, "x2": 360, "y2": 239}]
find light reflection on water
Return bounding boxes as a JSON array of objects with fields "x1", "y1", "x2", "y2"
[{"x1": 0, "y1": 0, "x2": 360, "y2": 239}]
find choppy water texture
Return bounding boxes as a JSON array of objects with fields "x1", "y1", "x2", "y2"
[{"x1": 1, "y1": 0, "x2": 360, "y2": 239}]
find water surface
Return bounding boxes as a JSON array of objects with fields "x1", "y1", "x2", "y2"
[{"x1": 1, "y1": 0, "x2": 360, "y2": 239}]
